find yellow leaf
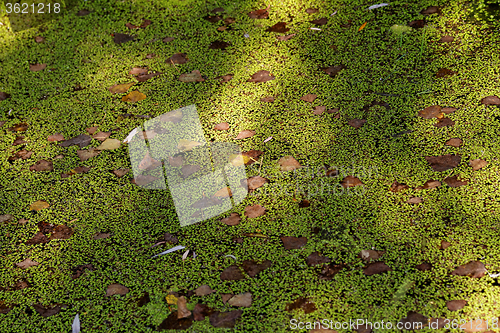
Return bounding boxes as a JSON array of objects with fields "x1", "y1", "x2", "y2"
[
  {"x1": 165, "y1": 294, "x2": 178, "y2": 305},
  {"x1": 214, "y1": 187, "x2": 232, "y2": 198},
  {"x1": 96, "y1": 138, "x2": 121, "y2": 150},
  {"x1": 30, "y1": 200, "x2": 50, "y2": 211},
  {"x1": 228, "y1": 154, "x2": 250, "y2": 167},
  {"x1": 177, "y1": 139, "x2": 201, "y2": 152},
  {"x1": 358, "y1": 22, "x2": 367, "y2": 32},
  {"x1": 121, "y1": 90, "x2": 147, "y2": 102},
  {"x1": 108, "y1": 82, "x2": 135, "y2": 94}
]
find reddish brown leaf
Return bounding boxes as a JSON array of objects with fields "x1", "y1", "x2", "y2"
[
  {"x1": 444, "y1": 175, "x2": 467, "y2": 187},
  {"x1": 445, "y1": 138, "x2": 462, "y2": 147},
  {"x1": 421, "y1": 6, "x2": 439, "y2": 14},
  {"x1": 209, "y1": 41, "x2": 230, "y2": 49},
  {"x1": 248, "y1": 6, "x2": 269, "y2": 19},
  {"x1": 8, "y1": 122, "x2": 28, "y2": 132},
  {"x1": 301, "y1": 94, "x2": 317, "y2": 102},
  {"x1": 409, "y1": 19, "x2": 425, "y2": 28},
  {"x1": 416, "y1": 180, "x2": 441, "y2": 190},
  {"x1": 30, "y1": 160, "x2": 53, "y2": 172},
  {"x1": 260, "y1": 96, "x2": 275, "y2": 102},
  {"x1": 0, "y1": 91, "x2": 10, "y2": 100},
  {"x1": 440, "y1": 240, "x2": 451, "y2": 249},
  {"x1": 221, "y1": 293, "x2": 233, "y2": 304},
  {"x1": 221, "y1": 265, "x2": 245, "y2": 280},
  {"x1": 242, "y1": 150, "x2": 263, "y2": 164},
  {"x1": 244, "y1": 204, "x2": 265, "y2": 218},
  {"x1": 93, "y1": 232, "x2": 111, "y2": 239},
  {"x1": 451, "y1": 261, "x2": 486, "y2": 278},
  {"x1": 341, "y1": 176, "x2": 363, "y2": 188},
  {"x1": 281, "y1": 236, "x2": 308, "y2": 250},
  {"x1": 194, "y1": 285, "x2": 214, "y2": 296},
  {"x1": 348, "y1": 119, "x2": 366, "y2": 128},
  {"x1": 162, "y1": 37, "x2": 175, "y2": 43},
  {"x1": 310, "y1": 17, "x2": 328, "y2": 25},
  {"x1": 469, "y1": 159, "x2": 488, "y2": 171},
  {"x1": 306, "y1": 8, "x2": 319, "y2": 14},
  {"x1": 164, "y1": 233, "x2": 178, "y2": 244},
  {"x1": 38, "y1": 221, "x2": 54, "y2": 233},
  {"x1": 285, "y1": 297, "x2": 317, "y2": 314},
  {"x1": 193, "y1": 303, "x2": 214, "y2": 321},
  {"x1": 91, "y1": 131, "x2": 110, "y2": 141},
  {"x1": 209, "y1": 310, "x2": 242, "y2": 328},
  {"x1": 8, "y1": 150, "x2": 33, "y2": 161},
  {"x1": 204, "y1": 15, "x2": 222, "y2": 22},
  {"x1": 77, "y1": 148, "x2": 100, "y2": 161},
  {"x1": 442, "y1": 107, "x2": 457, "y2": 114},
  {"x1": 313, "y1": 106, "x2": 326, "y2": 115},
  {"x1": 72, "y1": 264, "x2": 95, "y2": 279},
  {"x1": 248, "y1": 70, "x2": 275, "y2": 83},
  {"x1": 436, "y1": 68, "x2": 456, "y2": 78},
  {"x1": 276, "y1": 34, "x2": 296, "y2": 41},
  {"x1": 399, "y1": 312, "x2": 428, "y2": 328},
  {"x1": 299, "y1": 199, "x2": 310, "y2": 207},
  {"x1": 13, "y1": 136, "x2": 27, "y2": 145},
  {"x1": 216, "y1": 74, "x2": 233, "y2": 83},
  {"x1": 106, "y1": 283, "x2": 129, "y2": 296},
  {"x1": 363, "y1": 262, "x2": 392, "y2": 275},
  {"x1": 418, "y1": 105, "x2": 441, "y2": 119},
  {"x1": 306, "y1": 252, "x2": 331, "y2": 266},
  {"x1": 221, "y1": 213, "x2": 241, "y2": 226},
  {"x1": 446, "y1": 300, "x2": 467, "y2": 311},
  {"x1": 319, "y1": 263, "x2": 345, "y2": 280},
  {"x1": 389, "y1": 181, "x2": 409, "y2": 192},
  {"x1": 129, "y1": 67, "x2": 148, "y2": 75},
  {"x1": 16, "y1": 258, "x2": 39, "y2": 269},
  {"x1": 29, "y1": 63, "x2": 46, "y2": 72},
  {"x1": 113, "y1": 33, "x2": 135, "y2": 44},
  {"x1": 425, "y1": 154, "x2": 461, "y2": 171},
  {"x1": 266, "y1": 22, "x2": 289, "y2": 33},
  {"x1": 49, "y1": 225, "x2": 73, "y2": 240},
  {"x1": 435, "y1": 117, "x2": 455, "y2": 127},
  {"x1": 245, "y1": 176, "x2": 268, "y2": 191},
  {"x1": 214, "y1": 122, "x2": 229, "y2": 130},
  {"x1": 322, "y1": 64, "x2": 345, "y2": 77},
  {"x1": 278, "y1": 155, "x2": 302, "y2": 171},
  {"x1": 438, "y1": 36, "x2": 454, "y2": 42},
  {"x1": 177, "y1": 296, "x2": 191, "y2": 319},
  {"x1": 26, "y1": 232, "x2": 49, "y2": 245},
  {"x1": 480, "y1": 95, "x2": 500, "y2": 105},
  {"x1": 137, "y1": 72, "x2": 162, "y2": 82},
  {"x1": 33, "y1": 304, "x2": 61, "y2": 317},
  {"x1": 236, "y1": 130, "x2": 256, "y2": 139},
  {"x1": 416, "y1": 262, "x2": 432, "y2": 271},
  {"x1": 241, "y1": 260, "x2": 272, "y2": 277},
  {"x1": 407, "y1": 197, "x2": 423, "y2": 204},
  {"x1": 76, "y1": 9, "x2": 91, "y2": 16},
  {"x1": 168, "y1": 53, "x2": 188, "y2": 64},
  {"x1": 158, "y1": 311, "x2": 193, "y2": 330}
]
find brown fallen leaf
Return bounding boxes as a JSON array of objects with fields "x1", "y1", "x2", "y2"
[
  {"x1": 30, "y1": 200, "x2": 50, "y2": 211},
  {"x1": 425, "y1": 154, "x2": 461, "y2": 172},
  {"x1": 244, "y1": 204, "x2": 265, "y2": 218},
  {"x1": 301, "y1": 94, "x2": 317, "y2": 102},
  {"x1": 452, "y1": 261, "x2": 486, "y2": 278},
  {"x1": 440, "y1": 240, "x2": 451, "y2": 249},
  {"x1": 260, "y1": 96, "x2": 275, "y2": 102},
  {"x1": 416, "y1": 262, "x2": 432, "y2": 271},
  {"x1": 285, "y1": 297, "x2": 317, "y2": 314},
  {"x1": 248, "y1": 70, "x2": 275, "y2": 83},
  {"x1": 209, "y1": 310, "x2": 243, "y2": 328},
  {"x1": 390, "y1": 181, "x2": 409, "y2": 192},
  {"x1": 421, "y1": 6, "x2": 439, "y2": 14},
  {"x1": 195, "y1": 285, "x2": 214, "y2": 296},
  {"x1": 447, "y1": 300, "x2": 467, "y2": 311},
  {"x1": 49, "y1": 225, "x2": 73, "y2": 240},
  {"x1": 34, "y1": 36, "x2": 45, "y2": 43},
  {"x1": 129, "y1": 67, "x2": 148, "y2": 75},
  {"x1": 177, "y1": 296, "x2": 191, "y2": 319},
  {"x1": 322, "y1": 64, "x2": 345, "y2": 77},
  {"x1": 93, "y1": 232, "x2": 111, "y2": 239},
  {"x1": 38, "y1": 221, "x2": 54, "y2": 233},
  {"x1": 179, "y1": 70, "x2": 204, "y2": 82},
  {"x1": 360, "y1": 250, "x2": 383, "y2": 261},
  {"x1": 77, "y1": 148, "x2": 100, "y2": 161},
  {"x1": 435, "y1": 117, "x2": 455, "y2": 128},
  {"x1": 92, "y1": 131, "x2": 111, "y2": 141},
  {"x1": 406, "y1": 197, "x2": 423, "y2": 204},
  {"x1": 8, "y1": 122, "x2": 28, "y2": 132},
  {"x1": 245, "y1": 176, "x2": 268, "y2": 191},
  {"x1": 306, "y1": 8, "x2": 318, "y2": 14},
  {"x1": 313, "y1": 106, "x2": 326, "y2": 115},
  {"x1": 193, "y1": 303, "x2": 214, "y2": 321},
  {"x1": 125, "y1": 19, "x2": 151, "y2": 29},
  {"x1": 469, "y1": 159, "x2": 488, "y2": 171},
  {"x1": 0, "y1": 214, "x2": 14, "y2": 223},
  {"x1": 29, "y1": 63, "x2": 46, "y2": 72},
  {"x1": 214, "y1": 122, "x2": 229, "y2": 130},
  {"x1": 306, "y1": 252, "x2": 331, "y2": 266},
  {"x1": 8, "y1": 150, "x2": 33, "y2": 161},
  {"x1": 132, "y1": 175, "x2": 159, "y2": 186},
  {"x1": 168, "y1": 155, "x2": 184, "y2": 167},
  {"x1": 113, "y1": 33, "x2": 135, "y2": 44},
  {"x1": 281, "y1": 236, "x2": 308, "y2": 250},
  {"x1": 72, "y1": 264, "x2": 95, "y2": 279},
  {"x1": 121, "y1": 91, "x2": 146, "y2": 102},
  {"x1": 204, "y1": 14, "x2": 222, "y2": 22},
  {"x1": 221, "y1": 265, "x2": 245, "y2": 280},
  {"x1": 278, "y1": 155, "x2": 301, "y2": 171},
  {"x1": 33, "y1": 304, "x2": 61, "y2": 318},
  {"x1": 446, "y1": 138, "x2": 462, "y2": 147},
  {"x1": 59, "y1": 134, "x2": 92, "y2": 148},
  {"x1": 136, "y1": 72, "x2": 161, "y2": 82},
  {"x1": 29, "y1": 160, "x2": 53, "y2": 172},
  {"x1": 409, "y1": 19, "x2": 426, "y2": 28},
  {"x1": 216, "y1": 74, "x2": 233, "y2": 83},
  {"x1": 444, "y1": 175, "x2": 468, "y2": 187},
  {"x1": 221, "y1": 294, "x2": 233, "y2": 304},
  {"x1": 436, "y1": 68, "x2": 456, "y2": 78},
  {"x1": 12, "y1": 135, "x2": 27, "y2": 146},
  {"x1": 480, "y1": 95, "x2": 500, "y2": 105},
  {"x1": 442, "y1": 107, "x2": 457, "y2": 114},
  {"x1": 277, "y1": 34, "x2": 296, "y2": 41},
  {"x1": 310, "y1": 17, "x2": 328, "y2": 25},
  {"x1": 16, "y1": 258, "x2": 39, "y2": 269},
  {"x1": 418, "y1": 105, "x2": 441, "y2": 119},
  {"x1": 299, "y1": 199, "x2": 310, "y2": 207},
  {"x1": 209, "y1": 41, "x2": 230, "y2": 49},
  {"x1": 319, "y1": 263, "x2": 345, "y2": 280},
  {"x1": 221, "y1": 213, "x2": 241, "y2": 226},
  {"x1": 47, "y1": 133, "x2": 64, "y2": 142},
  {"x1": 108, "y1": 82, "x2": 135, "y2": 94},
  {"x1": 0, "y1": 92, "x2": 10, "y2": 100},
  {"x1": 162, "y1": 37, "x2": 175, "y2": 43},
  {"x1": 76, "y1": 9, "x2": 91, "y2": 16},
  {"x1": 236, "y1": 130, "x2": 256, "y2": 139},
  {"x1": 26, "y1": 232, "x2": 49, "y2": 245},
  {"x1": 241, "y1": 260, "x2": 271, "y2": 277},
  {"x1": 158, "y1": 311, "x2": 193, "y2": 330},
  {"x1": 213, "y1": 187, "x2": 232, "y2": 198},
  {"x1": 106, "y1": 283, "x2": 129, "y2": 296},
  {"x1": 168, "y1": 53, "x2": 188, "y2": 64},
  {"x1": 242, "y1": 150, "x2": 263, "y2": 165},
  {"x1": 399, "y1": 312, "x2": 428, "y2": 329},
  {"x1": 266, "y1": 22, "x2": 289, "y2": 33},
  {"x1": 363, "y1": 262, "x2": 392, "y2": 275},
  {"x1": 248, "y1": 6, "x2": 269, "y2": 19},
  {"x1": 416, "y1": 180, "x2": 441, "y2": 190},
  {"x1": 228, "y1": 292, "x2": 252, "y2": 307},
  {"x1": 439, "y1": 36, "x2": 454, "y2": 43},
  {"x1": 341, "y1": 176, "x2": 363, "y2": 188},
  {"x1": 348, "y1": 119, "x2": 366, "y2": 128}
]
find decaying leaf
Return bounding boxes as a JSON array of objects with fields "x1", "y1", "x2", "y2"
[
  {"x1": 33, "y1": 304, "x2": 61, "y2": 317},
  {"x1": 425, "y1": 154, "x2": 461, "y2": 172},
  {"x1": 241, "y1": 260, "x2": 271, "y2": 277},
  {"x1": 418, "y1": 105, "x2": 441, "y2": 119},
  {"x1": 30, "y1": 160, "x2": 53, "y2": 172},
  {"x1": 447, "y1": 300, "x2": 467, "y2": 311},
  {"x1": 214, "y1": 122, "x2": 229, "y2": 130},
  {"x1": 306, "y1": 252, "x2": 331, "y2": 266},
  {"x1": 322, "y1": 64, "x2": 345, "y2": 77},
  {"x1": 121, "y1": 90, "x2": 146, "y2": 102},
  {"x1": 29, "y1": 63, "x2": 46, "y2": 72},
  {"x1": 360, "y1": 250, "x2": 383, "y2": 261},
  {"x1": 59, "y1": 134, "x2": 92, "y2": 148},
  {"x1": 469, "y1": 159, "x2": 488, "y2": 171},
  {"x1": 137, "y1": 72, "x2": 162, "y2": 82},
  {"x1": 228, "y1": 292, "x2": 252, "y2": 307},
  {"x1": 278, "y1": 155, "x2": 302, "y2": 171},
  {"x1": 168, "y1": 53, "x2": 188, "y2": 64},
  {"x1": 193, "y1": 303, "x2": 214, "y2": 321},
  {"x1": 158, "y1": 311, "x2": 193, "y2": 330},
  {"x1": 480, "y1": 95, "x2": 500, "y2": 105},
  {"x1": 311, "y1": 18, "x2": 328, "y2": 25},
  {"x1": 209, "y1": 310, "x2": 243, "y2": 328},
  {"x1": 213, "y1": 187, "x2": 232, "y2": 198},
  {"x1": 244, "y1": 176, "x2": 268, "y2": 191},
  {"x1": 179, "y1": 70, "x2": 204, "y2": 82},
  {"x1": 341, "y1": 176, "x2": 363, "y2": 188},
  {"x1": 285, "y1": 297, "x2": 317, "y2": 314},
  {"x1": 435, "y1": 117, "x2": 455, "y2": 128},
  {"x1": 266, "y1": 22, "x2": 289, "y2": 33},
  {"x1": 221, "y1": 265, "x2": 245, "y2": 280},
  {"x1": 389, "y1": 181, "x2": 409, "y2": 192},
  {"x1": 416, "y1": 180, "x2": 441, "y2": 190},
  {"x1": 221, "y1": 213, "x2": 241, "y2": 226},
  {"x1": 209, "y1": 41, "x2": 230, "y2": 50},
  {"x1": 363, "y1": 262, "x2": 392, "y2": 275},
  {"x1": 195, "y1": 285, "x2": 215, "y2": 296},
  {"x1": 445, "y1": 138, "x2": 462, "y2": 147},
  {"x1": 47, "y1": 133, "x2": 65, "y2": 142},
  {"x1": 108, "y1": 82, "x2": 135, "y2": 94},
  {"x1": 236, "y1": 130, "x2": 256, "y2": 139},
  {"x1": 177, "y1": 296, "x2": 191, "y2": 319},
  {"x1": 244, "y1": 204, "x2": 265, "y2": 218},
  {"x1": 248, "y1": 6, "x2": 269, "y2": 19},
  {"x1": 106, "y1": 283, "x2": 129, "y2": 296},
  {"x1": 16, "y1": 258, "x2": 39, "y2": 269},
  {"x1": 452, "y1": 261, "x2": 487, "y2": 278},
  {"x1": 443, "y1": 175, "x2": 467, "y2": 187},
  {"x1": 178, "y1": 139, "x2": 201, "y2": 152},
  {"x1": 248, "y1": 70, "x2": 275, "y2": 83},
  {"x1": 113, "y1": 33, "x2": 135, "y2": 43},
  {"x1": 281, "y1": 236, "x2": 307, "y2": 250},
  {"x1": 49, "y1": 225, "x2": 73, "y2": 240},
  {"x1": 319, "y1": 263, "x2": 345, "y2": 280},
  {"x1": 277, "y1": 34, "x2": 296, "y2": 41},
  {"x1": 77, "y1": 148, "x2": 100, "y2": 161},
  {"x1": 406, "y1": 197, "x2": 423, "y2": 204},
  {"x1": 348, "y1": 119, "x2": 366, "y2": 128},
  {"x1": 301, "y1": 94, "x2": 317, "y2": 102}
]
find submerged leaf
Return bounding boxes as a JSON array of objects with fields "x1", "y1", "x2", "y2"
[{"x1": 121, "y1": 91, "x2": 146, "y2": 102}]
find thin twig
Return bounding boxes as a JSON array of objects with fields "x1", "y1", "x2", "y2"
[{"x1": 170, "y1": 59, "x2": 181, "y2": 74}]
